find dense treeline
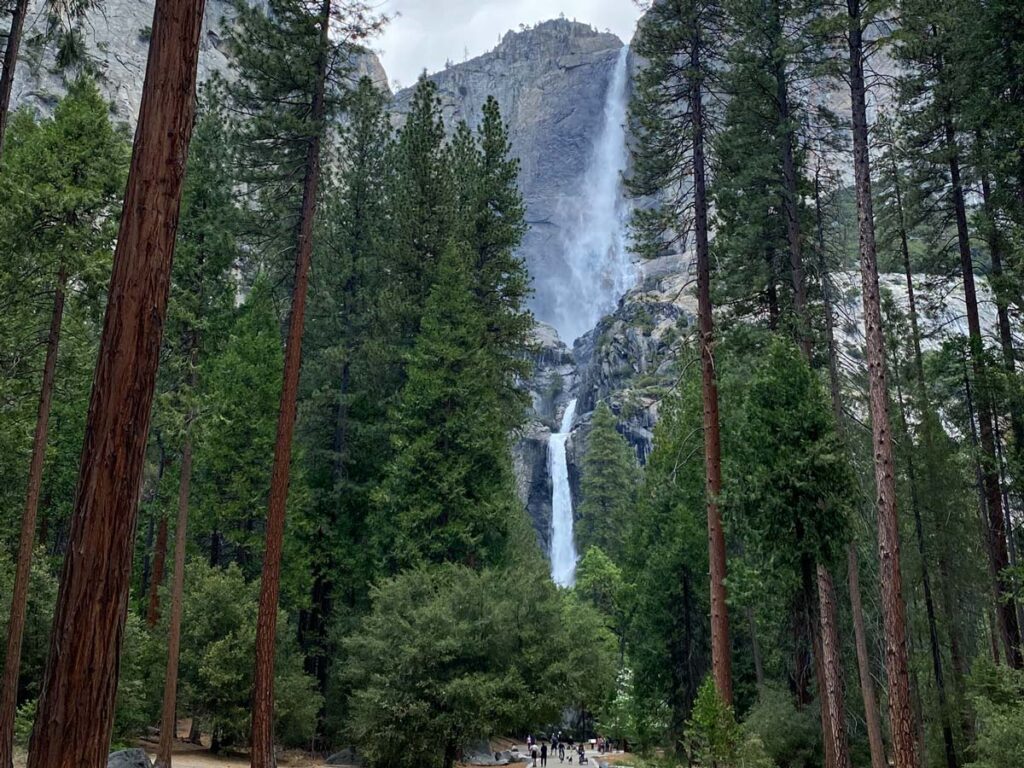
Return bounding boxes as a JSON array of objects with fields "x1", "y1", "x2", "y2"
[{"x1": 2, "y1": 0, "x2": 1024, "y2": 767}]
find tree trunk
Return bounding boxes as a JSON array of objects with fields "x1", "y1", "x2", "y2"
[
  {"x1": 0, "y1": 267, "x2": 66, "y2": 768},
  {"x1": 250, "y1": 1, "x2": 331, "y2": 764},
  {"x1": 25, "y1": 0, "x2": 207, "y2": 762},
  {"x1": 817, "y1": 565, "x2": 851, "y2": 768},
  {"x1": 815, "y1": 168, "x2": 888, "y2": 768},
  {"x1": 0, "y1": 0, "x2": 29, "y2": 159},
  {"x1": 691, "y1": 25, "x2": 732, "y2": 707},
  {"x1": 845, "y1": 4, "x2": 918, "y2": 766},
  {"x1": 148, "y1": 513, "x2": 170, "y2": 627},
  {"x1": 891, "y1": 344, "x2": 958, "y2": 768},
  {"x1": 746, "y1": 607, "x2": 765, "y2": 689},
  {"x1": 155, "y1": 431, "x2": 194, "y2": 768},
  {"x1": 964, "y1": 365, "x2": 1006, "y2": 667},
  {"x1": 848, "y1": 547, "x2": 887, "y2": 768},
  {"x1": 945, "y1": 119, "x2": 1023, "y2": 668}
]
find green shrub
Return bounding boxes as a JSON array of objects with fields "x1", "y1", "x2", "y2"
[
  {"x1": 687, "y1": 678, "x2": 772, "y2": 768},
  {"x1": 966, "y1": 658, "x2": 1024, "y2": 768},
  {"x1": 742, "y1": 686, "x2": 820, "y2": 768}
]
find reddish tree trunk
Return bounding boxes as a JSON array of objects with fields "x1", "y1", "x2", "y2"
[
  {"x1": 818, "y1": 565, "x2": 851, "y2": 768},
  {"x1": 25, "y1": 0, "x2": 207, "y2": 762},
  {"x1": 250, "y1": 1, "x2": 331, "y2": 764},
  {"x1": 691, "y1": 26, "x2": 732, "y2": 706},
  {"x1": 155, "y1": 434, "x2": 193, "y2": 768},
  {"x1": 945, "y1": 121, "x2": 1023, "y2": 668},
  {"x1": 148, "y1": 514, "x2": 170, "y2": 627},
  {"x1": 0, "y1": 267, "x2": 66, "y2": 768},
  {"x1": 848, "y1": 547, "x2": 888, "y2": 768},
  {"x1": 845, "y1": 4, "x2": 918, "y2": 766},
  {"x1": 0, "y1": 0, "x2": 29, "y2": 159}
]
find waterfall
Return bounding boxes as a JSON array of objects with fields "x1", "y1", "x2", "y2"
[
  {"x1": 550, "y1": 45, "x2": 636, "y2": 344},
  {"x1": 549, "y1": 398, "x2": 579, "y2": 587}
]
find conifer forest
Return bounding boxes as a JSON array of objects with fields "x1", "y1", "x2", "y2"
[{"x1": 2, "y1": 0, "x2": 1024, "y2": 767}]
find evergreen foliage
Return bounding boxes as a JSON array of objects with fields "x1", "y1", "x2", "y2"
[{"x1": 577, "y1": 402, "x2": 638, "y2": 562}]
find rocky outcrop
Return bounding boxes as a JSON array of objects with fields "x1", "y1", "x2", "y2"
[
  {"x1": 391, "y1": 19, "x2": 626, "y2": 327},
  {"x1": 107, "y1": 749, "x2": 153, "y2": 768},
  {"x1": 9, "y1": 0, "x2": 388, "y2": 123},
  {"x1": 514, "y1": 322, "x2": 576, "y2": 551}
]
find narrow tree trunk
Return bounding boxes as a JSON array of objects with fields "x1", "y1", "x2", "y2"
[
  {"x1": 817, "y1": 565, "x2": 851, "y2": 768},
  {"x1": 891, "y1": 346, "x2": 958, "y2": 768},
  {"x1": 945, "y1": 119, "x2": 1023, "y2": 668},
  {"x1": 0, "y1": 0, "x2": 29, "y2": 159},
  {"x1": 772, "y1": 40, "x2": 811, "y2": 360},
  {"x1": 690, "y1": 25, "x2": 732, "y2": 706},
  {"x1": 845, "y1": 4, "x2": 918, "y2": 766},
  {"x1": 250, "y1": 1, "x2": 331, "y2": 764},
  {"x1": 848, "y1": 547, "x2": 888, "y2": 768},
  {"x1": 155, "y1": 432, "x2": 194, "y2": 768},
  {"x1": 148, "y1": 513, "x2": 170, "y2": 627},
  {"x1": 25, "y1": 0, "x2": 207, "y2": 762},
  {"x1": 0, "y1": 267, "x2": 66, "y2": 768},
  {"x1": 964, "y1": 365, "x2": 1005, "y2": 667},
  {"x1": 746, "y1": 607, "x2": 765, "y2": 689}
]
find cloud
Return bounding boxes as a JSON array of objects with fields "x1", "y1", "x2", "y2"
[{"x1": 373, "y1": 0, "x2": 642, "y2": 89}]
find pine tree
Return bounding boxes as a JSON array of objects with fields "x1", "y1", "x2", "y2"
[
  {"x1": 630, "y1": 0, "x2": 734, "y2": 705},
  {"x1": 0, "y1": 78, "x2": 128, "y2": 768},
  {"x1": 151, "y1": 84, "x2": 240, "y2": 768},
  {"x1": 451, "y1": 96, "x2": 532, "y2": 430},
  {"x1": 372, "y1": 242, "x2": 520, "y2": 571},
  {"x1": 577, "y1": 402, "x2": 638, "y2": 563},
  {"x1": 26, "y1": 0, "x2": 209, "y2": 761},
  {"x1": 837, "y1": 1, "x2": 918, "y2": 764},
  {"x1": 225, "y1": 1, "x2": 386, "y2": 761}
]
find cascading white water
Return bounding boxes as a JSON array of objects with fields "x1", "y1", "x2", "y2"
[
  {"x1": 549, "y1": 398, "x2": 579, "y2": 587},
  {"x1": 550, "y1": 45, "x2": 637, "y2": 344}
]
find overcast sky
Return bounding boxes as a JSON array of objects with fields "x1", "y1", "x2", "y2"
[{"x1": 375, "y1": 1, "x2": 644, "y2": 88}]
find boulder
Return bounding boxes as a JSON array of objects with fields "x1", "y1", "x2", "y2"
[
  {"x1": 327, "y1": 747, "x2": 364, "y2": 766},
  {"x1": 107, "y1": 749, "x2": 153, "y2": 768}
]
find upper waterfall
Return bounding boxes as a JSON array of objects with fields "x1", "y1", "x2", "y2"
[{"x1": 549, "y1": 45, "x2": 637, "y2": 344}]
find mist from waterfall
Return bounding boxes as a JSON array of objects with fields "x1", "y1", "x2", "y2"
[
  {"x1": 549, "y1": 45, "x2": 636, "y2": 345},
  {"x1": 549, "y1": 399, "x2": 579, "y2": 587}
]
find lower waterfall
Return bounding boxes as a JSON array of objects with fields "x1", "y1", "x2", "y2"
[{"x1": 549, "y1": 398, "x2": 579, "y2": 587}]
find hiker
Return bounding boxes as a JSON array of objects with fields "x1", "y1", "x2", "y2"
[
  {"x1": 541, "y1": 743, "x2": 548, "y2": 767},
  {"x1": 577, "y1": 745, "x2": 586, "y2": 764},
  {"x1": 558, "y1": 743, "x2": 565, "y2": 763},
  {"x1": 532, "y1": 745, "x2": 538, "y2": 767}
]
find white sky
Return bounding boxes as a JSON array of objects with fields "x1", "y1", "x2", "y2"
[{"x1": 375, "y1": 0, "x2": 644, "y2": 88}]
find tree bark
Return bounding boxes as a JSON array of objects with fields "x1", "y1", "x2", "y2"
[
  {"x1": 848, "y1": 547, "x2": 888, "y2": 768},
  {"x1": 155, "y1": 432, "x2": 193, "y2": 768},
  {"x1": 25, "y1": 0, "x2": 207, "y2": 762},
  {"x1": 817, "y1": 564, "x2": 851, "y2": 768},
  {"x1": 0, "y1": 0, "x2": 29, "y2": 159},
  {"x1": 250, "y1": 0, "x2": 331, "y2": 764},
  {"x1": 148, "y1": 513, "x2": 170, "y2": 627},
  {"x1": 891, "y1": 344, "x2": 958, "y2": 768},
  {"x1": 0, "y1": 266, "x2": 66, "y2": 768},
  {"x1": 815, "y1": 167, "x2": 888, "y2": 768},
  {"x1": 944, "y1": 119, "x2": 1023, "y2": 668},
  {"x1": 691, "y1": 23, "x2": 732, "y2": 706},
  {"x1": 845, "y1": 3, "x2": 918, "y2": 766}
]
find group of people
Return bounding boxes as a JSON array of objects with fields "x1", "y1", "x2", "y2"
[{"x1": 526, "y1": 734, "x2": 591, "y2": 766}]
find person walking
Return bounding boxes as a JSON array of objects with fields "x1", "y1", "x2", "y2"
[
  {"x1": 541, "y1": 743, "x2": 548, "y2": 767},
  {"x1": 558, "y1": 743, "x2": 565, "y2": 763},
  {"x1": 531, "y1": 745, "x2": 538, "y2": 767}
]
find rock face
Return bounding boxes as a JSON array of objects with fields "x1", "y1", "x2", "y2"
[
  {"x1": 8, "y1": 0, "x2": 388, "y2": 124},
  {"x1": 391, "y1": 19, "x2": 626, "y2": 329},
  {"x1": 107, "y1": 749, "x2": 153, "y2": 768}
]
